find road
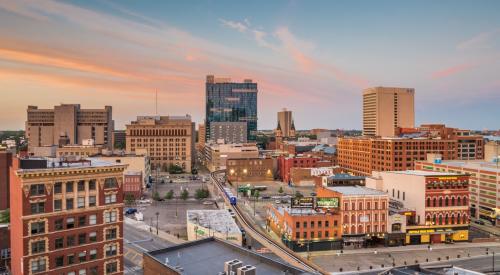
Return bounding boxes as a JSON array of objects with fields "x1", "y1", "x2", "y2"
[{"x1": 123, "y1": 223, "x2": 175, "y2": 274}]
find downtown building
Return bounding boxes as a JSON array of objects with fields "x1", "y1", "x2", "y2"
[
  {"x1": 26, "y1": 104, "x2": 114, "y2": 152},
  {"x1": 125, "y1": 115, "x2": 195, "y2": 172},
  {"x1": 276, "y1": 108, "x2": 296, "y2": 138},
  {"x1": 9, "y1": 157, "x2": 127, "y2": 275},
  {"x1": 209, "y1": 121, "x2": 247, "y2": 144},
  {"x1": 205, "y1": 75, "x2": 258, "y2": 141}
]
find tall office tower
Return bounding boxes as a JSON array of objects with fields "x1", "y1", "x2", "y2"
[
  {"x1": 205, "y1": 75, "x2": 258, "y2": 141},
  {"x1": 9, "y1": 157, "x2": 127, "y2": 275},
  {"x1": 26, "y1": 104, "x2": 114, "y2": 151},
  {"x1": 276, "y1": 108, "x2": 295, "y2": 138},
  {"x1": 125, "y1": 115, "x2": 195, "y2": 172},
  {"x1": 209, "y1": 122, "x2": 247, "y2": 144},
  {"x1": 362, "y1": 87, "x2": 414, "y2": 137}
]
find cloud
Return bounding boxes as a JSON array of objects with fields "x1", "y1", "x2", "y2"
[
  {"x1": 457, "y1": 29, "x2": 500, "y2": 50},
  {"x1": 219, "y1": 18, "x2": 248, "y2": 33},
  {"x1": 431, "y1": 63, "x2": 476, "y2": 79}
]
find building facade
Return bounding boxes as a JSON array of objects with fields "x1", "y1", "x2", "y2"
[
  {"x1": 209, "y1": 121, "x2": 247, "y2": 144},
  {"x1": 196, "y1": 123, "x2": 206, "y2": 151},
  {"x1": 0, "y1": 150, "x2": 12, "y2": 210},
  {"x1": 277, "y1": 156, "x2": 321, "y2": 184},
  {"x1": 226, "y1": 158, "x2": 274, "y2": 182},
  {"x1": 26, "y1": 104, "x2": 114, "y2": 151},
  {"x1": 186, "y1": 210, "x2": 242, "y2": 245},
  {"x1": 367, "y1": 170, "x2": 470, "y2": 244},
  {"x1": 125, "y1": 115, "x2": 195, "y2": 172},
  {"x1": 276, "y1": 108, "x2": 295, "y2": 138},
  {"x1": 415, "y1": 159, "x2": 499, "y2": 225},
  {"x1": 202, "y1": 143, "x2": 259, "y2": 172},
  {"x1": 9, "y1": 157, "x2": 127, "y2": 275},
  {"x1": 205, "y1": 75, "x2": 258, "y2": 141},
  {"x1": 337, "y1": 137, "x2": 458, "y2": 176},
  {"x1": 123, "y1": 171, "x2": 143, "y2": 200},
  {"x1": 362, "y1": 87, "x2": 415, "y2": 137}
]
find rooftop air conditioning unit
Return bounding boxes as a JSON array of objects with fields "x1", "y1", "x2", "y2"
[
  {"x1": 224, "y1": 259, "x2": 243, "y2": 274},
  {"x1": 237, "y1": 265, "x2": 256, "y2": 275}
]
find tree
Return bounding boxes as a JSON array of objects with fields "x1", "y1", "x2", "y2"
[
  {"x1": 181, "y1": 189, "x2": 189, "y2": 200},
  {"x1": 152, "y1": 191, "x2": 161, "y2": 201},
  {"x1": 169, "y1": 164, "x2": 184, "y2": 174},
  {"x1": 195, "y1": 188, "x2": 209, "y2": 200},
  {"x1": 0, "y1": 209, "x2": 9, "y2": 223},
  {"x1": 164, "y1": 189, "x2": 174, "y2": 200},
  {"x1": 295, "y1": 191, "x2": 303, "y2": 199},
  {"x1": 278, "y1": 186, "x2": 284, "y2": 194},
  {"x1": 253, "y1": 190, "x2": 260, "y2": 199},
  {"x1": 125, "y1": 194, "x2": 135, "y2": 205}
]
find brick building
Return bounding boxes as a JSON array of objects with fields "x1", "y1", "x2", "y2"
[
  {"x1": 0, "y1": 150, "x2": 12, "y2": 210},
  {"x1": 123, "y1": 171, "x2": 143, "y2": 200},
  {"x1": 9, "y1": 157, "x2": 127, "y2": 275},
  {"x1": 226, "y1": 158, "x2": 274, "y2": 182},
  {"x1": 278, "y1": 156, "x2": 327, "y2": 184},
  {"x1": 337, "y1": 137, "x2": 458, "y2": 176}
]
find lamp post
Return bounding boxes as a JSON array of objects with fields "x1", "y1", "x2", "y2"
[
  {"x1": 493, "y1": 251, "x2": 495, "y2": 273},
  {"x1": 155, "y1": 211, "x2": 159, "y2": 235}
]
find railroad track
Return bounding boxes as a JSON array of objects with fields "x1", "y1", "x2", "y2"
[{"x1": 210, "y1": 170, "x2": 326, "y2": 275}]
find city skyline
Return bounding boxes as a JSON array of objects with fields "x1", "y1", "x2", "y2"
[{"x1": 1, "y1": 0, "x2": 500, "y2": 130}]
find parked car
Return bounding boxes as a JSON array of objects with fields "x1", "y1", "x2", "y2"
[
  {"x1": 474, "y1": 219, "x2": 485, "y2": 225},
  {"x1": 275, "y1": 199, "x2": 281, "y2": 204},
  {"x1": 125, "y1": 208, "x2": 138, "y2": 215}
]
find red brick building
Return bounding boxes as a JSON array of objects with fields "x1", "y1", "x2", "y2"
[
  {"x1": 0, "y1": 151, "x2": 12, "y2": 210},
  {"x1": 278, "y1": 156, "x2": 333, "y2": 184},
  {"x1": 10, "y1": 157, "x2": 127, "y2": 275},
  {"x1": 123, "y1": 171, "x2": 143, "y2": 200}
]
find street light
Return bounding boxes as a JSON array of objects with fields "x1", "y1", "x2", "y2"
[
  {"x1": 155, "y1": 212, "x2": 159, "y2": 235},
  {"x1": 493, "y1": 251, "x2": 495, "y2": 273}
]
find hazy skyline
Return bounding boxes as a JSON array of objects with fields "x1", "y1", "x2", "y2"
[{"x1": 1, "y1": 0, "x2": 499, "y2": 130}]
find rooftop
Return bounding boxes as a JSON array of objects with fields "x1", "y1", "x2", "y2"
[
  {"x1": 328, "y1": 185, "x2": 387, "y2": 196},
  {"x1": 16, "y1": 157, "x2": 126, "y2": 172},
  {"x1": 327, "y1": 173, "x2": 365, "y2": 180},
  {"x1": 187, "y1": 210, "x2": 241, "y2": 235},
  {"x1": 146, "y1": 237, "x2": 310, "y2": 275},
  {"x1": 428, "y1": 160, "x2": 500, "y2": 173},
  {"x1": 387, "y1": 170, "x2": 459, "y2": 176},
  {"x1": 276, "y1": 206, "x2": 321, "y2": 216}
]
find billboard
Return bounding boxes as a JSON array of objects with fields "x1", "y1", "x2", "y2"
[
  {"x1": 291, "y1": 197, "x2": 314, "y2": 208},
  {"x1": 316, "y1": 197, "x2": 339, "y2": 209}
]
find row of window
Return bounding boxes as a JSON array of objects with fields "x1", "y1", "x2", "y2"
[
  {"x1": 31, "y1": 258, "x2": 117, "y2": 274},
  {"x1": 30, "y1": 178, "x2": 117, "y2": 198},
  {"x1": 343, "y1": 201, "x2": 386, "y2": 211},
  {"x1": 295, "y1": 230, "x2": 338, "y2": 239},
  {"x1": 30, "y1": 211, "x2": 118, "y2": 235},
  {"x1": 426, "y1": 196, "x2": 468, "y2": 207},
  {"x1": 344, "y1": 213, "x2": 386, "y2": 223},
  {"x1": 295, "y1": 220, "x2": 338, "y2": 229}
]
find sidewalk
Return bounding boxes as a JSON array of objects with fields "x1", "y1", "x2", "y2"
[{"x1": 124, "y1": 217, "x2": 185, "y2": 245}]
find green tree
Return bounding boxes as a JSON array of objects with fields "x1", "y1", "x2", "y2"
[
  {"x1": 295, "y1": 191, "x2": 303, "y2": 199},
  {"x1": 0, "y1": 209, "x2": 9, "y2": 223},
  {"x1": 169, "y1": 164, "x2": 184, "y2": 174},
  {"x1": 152, "y1": 191, "x2": 161, "y2": 201},
  {"x1": 253, "y1": 190, "x2": 260, "y2": 199},
  {"x1": 164, "y1": 189, "x2": 174, "y2": 200},
  {"x1": 124, "y1": 194, "x2": 135, "y2": 205},
  {"x1": 181, "y1": 189, "x2": 189, "y2": 200},
  {"x1": 278, "y1": 186, "x2": 284, "y2": 194},
  {"x1": 195, "y1": 188, "x2": 209, "y2": 200}
]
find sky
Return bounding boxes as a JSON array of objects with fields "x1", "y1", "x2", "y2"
[{"x1": 0, "y1": 0, "x2": 499, "y2": 131}]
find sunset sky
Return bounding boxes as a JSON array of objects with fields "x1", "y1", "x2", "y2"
[{"x1": 1, "y1": 0, "x2": 499, "y2": 130}]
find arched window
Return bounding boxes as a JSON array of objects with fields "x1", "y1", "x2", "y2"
[
  {"x1": 433, "y1": 198, "x2": 437, "y2": 207},
  {"x1": 445, "y1": 197, "x2": 449, "y2": 206},
  {"x1": 366, "y1": 225, "x2": 371, "y2": 233},
  {"x1": 462, "y1": 214, "x2": 466, "y2": 224},
  {"x1": 381, "y1": 224, "x2": 385, "y2": 232},
  {"x1": 445, "y1": 214, "x2": 449, "y2": 224},
  {"x1": 439, "y1": 215, "x2": 443, "y2": 225},
  {"x1": 352, "y1": 225, "x2": 356, "y2": 234},
  {"x1": 439, "y1": 197, "x2": 443, "y2": 207},
  {"x1": 359, "y1": 214, "x2": 363, "y2": 223},
  {"x1": 426, "y1": 215, "x2": 431, "y2": 222},
  {"x1": 463, "y1": 197, "x2": 467, "y2": 206},
  {"x1": 344, "y1": 215, "x2": 348, "y2": 223},
  {"x1": 427, "y1": 197, "x2": 431, "y2": 207},
  {"x1": 451, "y1": 197, "x2": 455, "y2": 206},
  {"x1": 457, "y1": 213, "x2": 461, "y2": 224},
  {"x1": 358, "y1": 225, "x2": 363, "y2": 234},
  {"x1": 451, "y1": 214, "x2": 455, "y2": 224},
  {"x1": 359, "y1": 202, "x2": 363, "y2": 210},
  {"x1": 433, "y1": 215, "x2": 437, "y2": 225},
  {"x1": 457, "y1": 197, "x2": 461, "y2": 206},
  {"x1": 351, "y1": 215, "x2": 356, "y2": 223}
]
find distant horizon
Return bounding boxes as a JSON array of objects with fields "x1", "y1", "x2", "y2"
[{"x1": 1, "y1": 0, "x2": 500, "y2": 130}]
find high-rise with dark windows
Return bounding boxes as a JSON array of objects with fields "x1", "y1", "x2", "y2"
[{"x1": 205, "y1": 75, "x2": 258, "y2": 141}]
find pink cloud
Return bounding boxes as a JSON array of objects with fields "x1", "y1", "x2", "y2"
[{"x1": 431, "y1": 63, "x2": 476, "y2": 79}]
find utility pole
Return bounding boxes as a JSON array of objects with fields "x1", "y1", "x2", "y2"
[
  {"x1": 155, "y1": 212, "x2": 159, "y2": 235},
  {"x1": 493, "y1": 251, "x2": 495, "y2": 273}
]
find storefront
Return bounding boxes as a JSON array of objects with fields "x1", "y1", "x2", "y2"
[
  {"x1": 385, "y1": 233, "x2": 406, "y2": 247},
  {"x1": 405, "y1": 227, "x2": 469, "y2": 245}
]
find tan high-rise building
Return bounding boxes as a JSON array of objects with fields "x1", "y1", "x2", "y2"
[
  {"x1": 125, "y1": 116, "x2": 195, "y2": 172},
  {"x1": 196, "y1": 123, "x2": 206, "y2": 151},
  {"x1": 26, "y1": 104, "x2": 114, "y2": 152},
  {"x1": 276, "y1": 108, "x2": 295, "y2": 138},
  {"x1": 363, "y1": 87, "x2": 415, "y2": 137}
]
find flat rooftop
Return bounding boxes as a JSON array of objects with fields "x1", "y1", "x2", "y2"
[
  {"x1": 387, "y1": 170, "x2": 459, "y2": 176},
  {"x1": 327, "y1": 173, "x2": 365, "y2": 180},
  {"x1": 16, "y1": 157, "x2": 125, "y2": 172},
  {"x1": 432, "y1": 160, "x2": 500, "y2": 173},
  {"x1": 146, "y1": 237, "x2": 310, "y2": 275},
  {"x1": 276, "y1": 206, "x2": 321, "y2": 216},
  {"x1": 328, "y1": 185, "x2": 387, "y2": 196},
  {"x1": 187, "y1": 210, "x2": 240, "y2": 235}
]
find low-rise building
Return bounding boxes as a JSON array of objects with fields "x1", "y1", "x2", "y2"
[
  {"x1": 123, "y1": 171, "x2": 143, "y2": 200},
  {"x1": 367, "y1": 170, "x2": 470, "y2": 244},
  {"x1": 56, "y1": 144, "x2": 102, "y2": 158},
  {"x1": 94, "y1": 153, "x2": 151, "y2": 187},
  {"x1": 318, "y1": 173, "x2": 366, "y2": 187},
  {"x1": 203, "y1": 143, "x2": 259, "y2": 172},
  {"x1": 226, "y1": 157, "x2": 275, "y2": 182},
  {"x1": 290, "y1": 166, "x2": 341, "y2": 187},
  {"x1": 143, "y1": 237, "x2": 309, "y2": 275},
  {"x1": 277, "y1": 156, "x2": 321, "y2": 184},
  {"x1": 484, "y1": 136, "x2": 500, "y2": 162},
  {"x1": 186, "y1": 210, "x2": 242, "y2": 245}
]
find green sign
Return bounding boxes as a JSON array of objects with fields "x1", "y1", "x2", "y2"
[{"x1": 316, "y1": 197, "x2": 339, "y2": 209}]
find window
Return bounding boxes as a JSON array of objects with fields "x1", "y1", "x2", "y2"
[
  {"x1": 358, "y1": 202, "x2": 363, "y2": 210},
  {"x1": 403, "y1": 192, "x2": 405, "y2": 200},
  {"x1": 55, "y1": 238, "x2": 64, "y2": 249},
  {"x1": 303, "y1": 221, "x2": 307, "y2": 228},
  {"x1": 30, "y1": 184, "x2": 45, "y2": 196},
  {"x1": 89, "y1": 180, "x2": 96, "y2": 190},
  {"x1": 66, "y1": 218, "x2": 75, "y2": 229},
  {"x1": 78, "y1": 233, "x2": 86, "y2": 245},
  {"x1": 375, "y1": 202, "x2": 379, "y2": 209},
  {"x1": 31, "y1": 221, "x2": 45, "y2": 235},
  {"x1": 79, "y1": 251, "x2": 86, "y2": 262},
  {"x1": 77, "y1": 181, "x2": 85, "y2": 192},
  {"x1": 77, "y1": 197, "x2": 85, "y2": 208},
  {"x1": 302, "y1": 232, "x2": 307, "y2": 238},
  {"x1": 31, "y1": 202, "x2": 45, "y2": 214},
  {"x1": 311, "y1": 221, "x2": 315, "y2": 228},
  {"x1": 89, "y1": 196, "x2": 96, "y2": 207},
  {"x1": 366, "y1": 202, "x2": 371, "y2": 210},
  {"x1": 67, "y1": 254, "x2": 75, "y2": 265},
  {"x1": 105, "y1": 194, "x2": 117, "y2": 204},
  {"x1": 79, "y1": 269, "x2": 86, "y2": 275},
  {"x1": 105, "y1": 211, "x2": 117, "y2": 223},
  {"x1": 295, "y1": 232, "x2": 300, "y2": 239},
  {"x1": 334, "y1": 220, "x2": 338, "y2": 226},
  {"x1": 89, "y1": 249, "x2": 97, "y2": 260},
  {"x1": 89, "y1": 232, "x2": 97, "y2": 242},
  {"x1": 106, "y1": 244, "x2": 118, "y2": 257},
  {"x1": 318, "y1": 231, "x2": 322, "y2": 238},
  {"x1": 31, "y1": 240, "x2": 46, "y2": 254},
  {"x1": 106, "y1": 228, "x2": 117, "y2": 240},
  {"x1": 310, "y1": 231, "x2": 315, "y2": 238},
  {"x1": 104, "y1": 178, "x2": 118, "y2": 189},
  {"x1": 55, "y1": 256, "x2": 64, "y2": 267},
  {"x1": 427, "y1": 197, "x2": 431, "y2": 207},
  {"x1": 55, "y1": 219, "x2": 63, "y2": 230},
  {"x1": 325, "y1": 231, "x2": 329, "y2": 237},
  {"x1": 67, "y1": 235, "x2": 75, "y2": 247},
  {"x1": 89, "y1": 214, "x2": 97, "y2": 225},
  {"x1": 325, "y1": 221, "x2": 329, "y2": 227},
  {"x1": 89, "y1": 266, "x2": 98, "y2": 275},
  {"x1": 66, "y1": 182, "x2": 74, "y2": 193},
  {"x1": 106, "y1": 262, "x2": 118, "y2": 273},
  {"x1": 31, "y1": 258, "x2": 46, "y2": 273},
  {"x1": 68, "y1": 272, "x2": 75, "y2": 275},
  {"x1": 54, "y1": 182, "x2": 62, "y2": 194},
  {"x1": 54, "y1": 199, "x2": 62, "y2": 211},
  {"x1": 78, "y1": 216, "x2": 86, "y2": 227},
  {"x1": 295, "y1": 222, "x2": 300, "y2": 228},
  {"x1": 66, "y1": 198, "x2": 74, "y2": 210}
]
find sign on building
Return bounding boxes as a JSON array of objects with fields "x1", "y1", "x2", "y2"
[
  {"x1": 291, "y1": 197, "x2": 314, "y2": 208},
  {"x1": 316, "y1": 197, "x2": 339, "y2": 209}
]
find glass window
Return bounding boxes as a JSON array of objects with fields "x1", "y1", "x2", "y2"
[
  {"x1": 77, "y1": 180, "x2": 85, "y2": 192},
  {"x1": 66, "y1": 182, "x2": 74, "y2": 193},
  {"x1": 54, "y1": 199, "x2": 62, "y2": 211},
  {"x1": 30, "y1": 202, "x2": 45, "y2": 214},
  {"x1": 55, "y1": 219, "x2": 63, "y2": 230},
  {"x1": 31, "y1": 221, "x2": 45, "y2": 235},
  {"x1": 89, "y1": 266, "x2": 98, "y2": 275},
  {"x1": 67, "y1": 254, "x2": 75, "y2": 265},
  {"x1": 105, "y1": 194, "x2": 117, "y2": 204},
  {"x1": 79, "y1": 269, "x2": 86, "y2": 275},
  {"x1": 55, "y1": 256, "x2": 64, "y2": 267},
  {"x1": 106, "y1": 244, "x2": 117, "y2": 257},
  {"x1": 66, "y1": 218, "x2": 75, "y2": 229},
  {"x1": 88, "y1": 180, "x2": 96, "y2": 190},
  {"x1": 31, "y1": 240, "x2": 46, "y2": 254},
  {"x1": 105, "y1": 211, "x2": 117, "y2": 223},
  {"x1": 78, "y1": 233, "x2": 86, "y2": 245},
  {"x1": 78, "y1": 216, "x2": 86, "y2": 227},
  {"x1": 55, "y1": 238, "x2": 64, "y2": 249},
  {"x1": 66, "y1": 198, "x2": 74, "y2": 210},
  {"x1": 78, "y1": 251, "x2": 86, "y2": 262},
  {"x1": 30, "y1": 258, "x2": 46, "y2": 273},
  {"x1": 89, "y1": 196, "x2": 96, "y2": 207},
  {"x1": 89, "y1": 249, "x2": 97, "y2": 260},
  {"x1": 106, "y1": 228, "x2": 117, "y2": 240},
  {"x1": 89, "y1": 214, "x2": 97, "y2": 225},
  {"x1": 104, "y1": 178, "x2": 118, "y2": 189},
  {"x1": 54, "y1": 182, "x2": 62, "y2": 194},
  {"x1": 77, "y1": 197, "x2": 85, "y2": 208},
  {"x1": 30, "y1": 184, "x2": 45, "y2": 196},
  {"x1": 89, "y1": 232, "x2": 97, "y2": 242},
  {"x1": 66, "y1": 235, "x2": 75, "y2": 247},
  {"x1": 106, "y1": 262, "x2": 117, "y2": 273}
]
